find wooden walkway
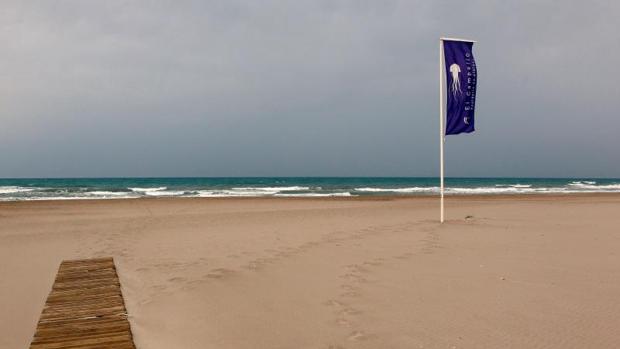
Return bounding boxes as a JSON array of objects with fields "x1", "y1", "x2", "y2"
[{"x1": 30, "y1": 257, "x2": 137, "y2": 349}]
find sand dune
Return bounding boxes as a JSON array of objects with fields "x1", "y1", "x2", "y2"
[{"x1": 1, "y1": 195, "x2": 619, "y2": 348}]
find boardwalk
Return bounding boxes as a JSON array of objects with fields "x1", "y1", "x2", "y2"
[{"x1": 30, "y1": 257, "x2": 136, "y2": 349}]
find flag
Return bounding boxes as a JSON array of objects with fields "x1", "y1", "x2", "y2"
[{"x1": 443, "y1": 40, "x2": 477, "y2": 135}]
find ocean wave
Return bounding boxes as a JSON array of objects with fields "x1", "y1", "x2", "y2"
[
  {"x1": 590, "y1": 184, "x2": 620, "y2": 189},
  {"x1": 568, "y1": 181, "x2": 620, "y2": 190},
  {"x1": 129, "y1": 187, "x2": 167, "y2": 193},
  {"x1": 193, "y1": 188, "x2": 340, "y2": 197},
  {"x1": 569, "y1": 181, "x2": 596, "y2": 186},
  {"x1": 1, "y1": 179, "x2": 620, "y2": 201},
  {"x1": 144, "y1": 190, "x2": 188, "y2": 197},
  {"x1": 275, "y1": 192, "x2": 353, "y2": 197},
  {"x1": 231, "y1": 186, "x2": 310, "y2": 191},
  {"x1": 195, "y1": 190, "x2": 277, "y2": 197},
  {"x1": 447, "y1": 187, "x2": 537, "y2": 194},
  {"x1": 0, "y1": 186, "x2": 37, "y2": 194},
  {"x1": 495, "y1": 184, "x2": 532, "y2": 188},
  {"x1": 354, "y1": 187, "x2": 438, "y2": 193},
  {"x1": 0, "y1": 196, "x2": 124, "y2": 201},
  {"x1": 88, "y1": 191, "x2": 134, "y2": 197}
]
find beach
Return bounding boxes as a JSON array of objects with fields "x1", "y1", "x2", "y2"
[{"x1": 1, "y1": 195, "x2": 619, "y2": 349}]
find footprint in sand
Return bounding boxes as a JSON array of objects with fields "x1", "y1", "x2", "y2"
[
  {"x1": 323, "y1": 299, "x2": 344, "y2": 307},
  {"x1": 152, "y1": 284, "x2": 167, "y2": 291},
  {"x1": 244, "y1": 261, "x2": 262, "y2": 271},
  {"x1": 275, "y1": 251, "x2": 290, "y2": 258},
  {"x1": 340, "y1": 284, "x2": 357, "y2": 291},
  {"x1": 168, "y1": 277, "x2": 186, "y2": 283},
  {"x1": 393, "y1": 252, "x2": 415, "y2": 260},
  {"x1": 323, "y1": 300, "x2": 360, "y2": 328},
  {"x1": 347, "y1": 330, "x2": 370, "y2": 341},
  {"x1": 340, "y1": 291, "x2": 361, "y2": 298},
  {"x1": 340, "y1": 273, "x2": 362, "y2": 281},
  {"x1": 205, "y1": 268, "x2": 234, "y2": 279},
  {"x1": 340, "y1": 272, "x2": 368, "y2": 283},
  {"x1": 339, "y1": 307, "x2": 362, "y2": 316},
  {"x1": 346, "y1": 264, "x2": 370, "y2": 273},
  {"x1": 336, "y1": 318, "x2": 351, "y2": 327}
]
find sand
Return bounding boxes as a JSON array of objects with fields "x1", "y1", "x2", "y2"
[{"x1": 1, "y1": 195, "x2": 619, "y2": 349}]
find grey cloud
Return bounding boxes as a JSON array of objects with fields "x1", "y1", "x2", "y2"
[{"x1": 1, "y1": 1, "x2": 618, "y2": 177}]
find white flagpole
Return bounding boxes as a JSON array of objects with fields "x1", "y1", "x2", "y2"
[
  {"x1": 438, "y1": 37, "x2": 477, "y2": 223},
  {"x1": 439, "y1": 38, "x2": 445, "y2": 223}
]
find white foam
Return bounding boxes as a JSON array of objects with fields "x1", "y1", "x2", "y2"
[
  {"x1": 129, "y1": 187, "x2": 167, "y2": 193},
  {"x1": 354, "y1": 187, "x2": 438, "y2": 193},
  {"x1": 0, "y1": 186, "x2": 36, "y2": 194},
  {"x1": 192, "y1": 187, "x2": 310, "y2": 197},
  {"x1": 569, "y1": 181, "x2": 597, "y2": 185},
  {"x1": 496, "y1": 184, "x2": 532, "y2": 188},
  {"x1": 0, "y1": 196, "x2": 124, "y2": 202},
  {"x1": 194, "y1": 190, "x2": 274, "y2": 197},
  {"x1": 88, "y1": 191, "x2": 134, "y2": 197},
  {"x1": 275, "y1": 192, "x2": 353, "y2": 197},
  {"x1": 231, "y1": 186, "x2": 310, "y2": 192},
  {"x1": 568, "y1": 181, "x2": 620, "y2": 190},
  {"x1": 193, "y1": 191, "x2": 215, "y2": 197},
  {"x1": 144, "y1": 190, "x2": 187, "y2": 197},
  {"x1": 591, "y1": 184, "x2": 620, "y2": 189},
  {"x1": 193, "y1": 189, "x2": 350, "y2": 197},
  {"x1": 227, "y1": 190, "x2": 278, "y2": 196},
  {"x1": 446, "y1": 186, "x2": 537, "y2": 194}
]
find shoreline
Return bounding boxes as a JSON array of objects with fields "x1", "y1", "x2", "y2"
[{"x1": 2, "y1": 191, "x2": 620, "y2": 206}]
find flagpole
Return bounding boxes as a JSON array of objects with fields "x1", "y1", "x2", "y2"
[
  {"x1": 439, "y1": 36, "x2": 476, "y2": 223},
  {"x1": 439, "y1": 38, "x2": 445, "y2": 223}
]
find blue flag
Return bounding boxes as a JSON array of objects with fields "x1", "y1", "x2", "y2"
[{"x1": 443, "y1": 40, "x2": 477, "y2": 135}]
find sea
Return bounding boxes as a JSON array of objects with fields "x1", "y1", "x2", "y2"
[{"x1": 0, "y1": 177, "x2": 619, "y2": 201}]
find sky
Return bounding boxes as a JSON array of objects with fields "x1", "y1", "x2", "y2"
[{"x1": 1, "y1": 1, "x2": 619, "y2": 178}]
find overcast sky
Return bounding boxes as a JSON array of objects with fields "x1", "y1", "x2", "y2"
[{"x1": 1, "y1": 1, "x2": 619, "y2": 178}]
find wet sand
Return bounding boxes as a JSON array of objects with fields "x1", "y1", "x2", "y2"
[{"x1": 1, "y1": 195, "x2": 619, "y2": 348}]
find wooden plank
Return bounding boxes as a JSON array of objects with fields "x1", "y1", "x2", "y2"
[{"x1": 30, "y1": 258, "x2": 137, "y2": 349}]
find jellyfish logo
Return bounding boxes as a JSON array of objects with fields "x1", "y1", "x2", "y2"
[{"x1": 449, "y1": 63, "x2": 462, "y2": 96}]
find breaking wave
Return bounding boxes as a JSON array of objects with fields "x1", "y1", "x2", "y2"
[
  {"x1": 0, "y1": 186, "x2": 37, "y2": 194},
  {"x1": 355, "y1": 187, "x2": 437, "y2": 193},
  {"x1": 1, "y1": 178, "x2": 619, "y2": 201},
  {"x1": 129, "y1": 187, "x2": 167, "y2": 192}
]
